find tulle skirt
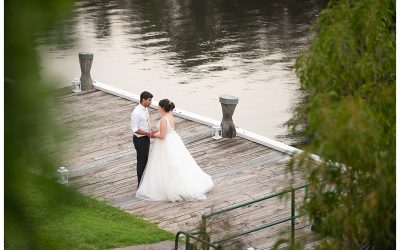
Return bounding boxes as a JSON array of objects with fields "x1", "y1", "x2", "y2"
[{"x1": 136, "y1": 130, "x2": 213, "y2": 202}]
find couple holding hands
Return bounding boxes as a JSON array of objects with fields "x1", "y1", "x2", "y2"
[{"x1": 131, "y1": 91, "x2": 214, "y2": 202}]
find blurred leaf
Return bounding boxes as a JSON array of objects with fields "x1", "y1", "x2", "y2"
[{"x1": 286, "y1": 0, "x2": 395, "y2": 249}]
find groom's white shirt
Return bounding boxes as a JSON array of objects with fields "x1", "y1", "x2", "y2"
[{"x1": 131, "y1": 104, "x2": 150, "y2": 137}]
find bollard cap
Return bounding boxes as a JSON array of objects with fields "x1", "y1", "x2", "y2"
[
  {"x1": 58, "y1": 166, "x2": 68, "y2": 173},
  {"x1": 79, "y1": 52, "x2": 93, "y2": 59},
  {"x1": 219, "y1": 95, "x2": 239, "y2": 105}
]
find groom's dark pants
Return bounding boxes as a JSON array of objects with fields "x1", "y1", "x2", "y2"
[{"x1": 133, "y1": 135, "x2": 150, "y2": 187}]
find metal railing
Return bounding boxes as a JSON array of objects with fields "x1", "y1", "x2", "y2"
[{"x1": 175, "y1": 183, "x2": 308, "y2": 250}]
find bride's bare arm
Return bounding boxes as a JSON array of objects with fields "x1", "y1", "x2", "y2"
[{"x1": 154, "y1": 117, "x2": 167, "y2": 139}]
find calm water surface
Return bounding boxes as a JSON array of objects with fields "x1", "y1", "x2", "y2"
[{"x1": 37, "y1": 0, "x2": 327, "y2": 143}]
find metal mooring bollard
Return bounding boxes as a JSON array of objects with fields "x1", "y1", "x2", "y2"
[
  {"x1": 219, "y1": 95, "x2": 239, "y2": 138},
  {"x1": 79, "y1": 52, "x2": 94, "y2": 91}
]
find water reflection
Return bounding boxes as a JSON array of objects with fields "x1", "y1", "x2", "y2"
[
  {"x1": 41, "y1": 0, "x2": 325, "y2": 65},
  {"x1": 122, "y1": 0, "x2": 325, "y2": 70},
  {"x1": 37, "y1": 0, "x2": 327, "y2": 142}
]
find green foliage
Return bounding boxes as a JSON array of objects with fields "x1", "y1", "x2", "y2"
[
  {"x1": 5, "y1": 173, "x2": 174, "y2": 249},
  {"x1": 5, "y1": 0, "x2": 173, "y2": 248},
  {"x1": 287, "y1": 0, "x2": 395, "y2": 249},
  {"x1": 5, "y1": 0, "x2": 75, "y2": 248}
]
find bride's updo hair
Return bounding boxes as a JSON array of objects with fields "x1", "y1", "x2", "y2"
[{"x1": 159, "y1": 99, "x2": 175, "y2": 112}]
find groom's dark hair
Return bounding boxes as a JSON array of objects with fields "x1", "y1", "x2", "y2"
[{"x1": 140, "y1": 91, "x2": 153, "y2": 103}]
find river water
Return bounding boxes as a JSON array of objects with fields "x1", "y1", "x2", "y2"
[{"x1": 37, "y1": 0, "x2": 327, "y2": 144}]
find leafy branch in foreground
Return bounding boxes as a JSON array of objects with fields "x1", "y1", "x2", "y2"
[
  {"x1": 5, "y1": 0, "x2": 174, "y2": 248},
  {"x1": 286, "y1": 0, "x2": 395, "y2": 249}
]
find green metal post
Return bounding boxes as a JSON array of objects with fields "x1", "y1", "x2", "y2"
[
  {"x1": 205, "y1": 233, "x2": 211, "y2": 250},
  {"x1": 175, "y1": 232, "x2": 181, "y2": 250},
  {"x1": 200, "y1": 215, "x2": 208, "y2": 250},
  {"x1": 201, "y1": 215, "x2": 207, "y2": 233},
  {"x1": 291, "y1": 188, "x2": 295, "y2": 250},
  {"x1": 185, "y1": 234, "x2": 190, "y2": 249}
]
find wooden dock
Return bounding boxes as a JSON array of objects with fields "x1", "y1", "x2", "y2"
[{"x1": 55, "y1": 87, "x2": 310, "y2": 249}]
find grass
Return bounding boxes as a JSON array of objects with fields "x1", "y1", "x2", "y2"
[{"x1": 5, "y1": 173, "x2": 175, "y2": 249}]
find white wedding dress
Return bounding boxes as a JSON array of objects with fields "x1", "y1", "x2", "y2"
[{"x1": 136, "y1": 117, "x2": 214, "y2": 202}]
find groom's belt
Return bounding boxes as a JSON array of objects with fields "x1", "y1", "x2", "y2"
[{"x1": 134, "y1": 133, "x2": 148, "y2": 138}]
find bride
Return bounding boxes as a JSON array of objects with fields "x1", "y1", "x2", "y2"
[{"x1": 136, "y1": 99, "x2": 214, "y2": 202}]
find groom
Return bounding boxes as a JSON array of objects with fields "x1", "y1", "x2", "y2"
[{"x1": 131, "y1": 91, "x2": 155, "y2": 187}]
